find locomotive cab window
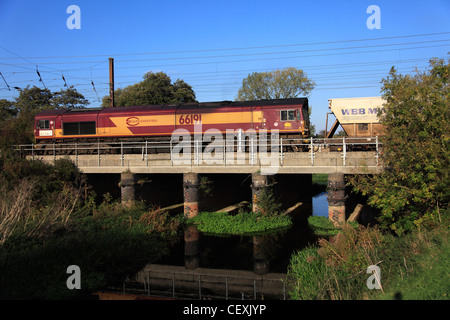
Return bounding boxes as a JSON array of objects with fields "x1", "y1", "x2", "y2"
[
  {"x1": 63, "y1": 121, "x2": 96, "y2": 135},
  {"x1": 280, "y1": 110, "x2": 296, "y2": 121},
  {"x1": 37, "y1": 120, "x2": 50, "y2": 129},
  {"x1": 288, "y1": 110, "x2": 295, "y2": 121},
  {"x1": 302, "y1": 108, "x2": 309, "y2": 122}
]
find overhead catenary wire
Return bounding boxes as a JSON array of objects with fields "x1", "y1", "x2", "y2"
[
  {"x1": 0, "y1": 55, "x2": 442, "y2": 94},
  {"x1": 0, "y1": 31, "x2": 449, "y2": 60},
  {"x1": 0, "y1": 31, "x2": 448, "y2": 104},
  {"x1": 0, "y1": 72, "x2": 11, "y2": 91},
  {"x1": 1, "y1": 39, "x2": 449, "y2": 68}
]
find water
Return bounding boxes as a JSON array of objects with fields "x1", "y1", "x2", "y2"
[
  {"x1": 91, "y1": 173, "x2": 331, "y2": 282},
  {"x1": 312, "y1": 192, "x2": 328, "y2": 217},
  {"x1": 120, "y1": 191, "x2": 332, "y2": 299},
  {"x1": 153, "y1": 194, "x2": 329, "y2": 274}
]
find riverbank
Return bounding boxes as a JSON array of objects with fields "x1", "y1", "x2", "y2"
[{"x1": 287, "y1": 214, "x2": 449, "y2": 300}]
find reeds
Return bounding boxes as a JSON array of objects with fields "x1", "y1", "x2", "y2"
[{"x1": 0, "y1": 179, "x2": 80, "y2": 244}]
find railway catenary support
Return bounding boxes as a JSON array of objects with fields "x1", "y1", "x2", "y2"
[
  {"x1": 183, "y1": 173, "x2": 200, "y2": 219},
  {"x1": 327, "y1": 174, "x2": 346, "y2": 225},
  {"x1": 120, "y1": 172, "x2": 137, "y2": 207}
]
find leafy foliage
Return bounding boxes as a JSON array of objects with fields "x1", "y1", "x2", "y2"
[
  {"x1": 349, "y1": 58, "x2": 450, "y2": 235},
  {"x1": 102, "y1": 71, "x2": 197, "y2": 107},
  {"x1": 0, "y1": 86, "x2": 89, "y2": 146},
  {"x1": 236, "y1": 67, "x2": 315, "y2": 101},
  {"x1": 190, "y1": 211, "x2": 292, "y2": 235},
  {"x1": 255, "y1": 184, "x2": 282, "y2": 218},
  {"x1": 51, "y1": 87, "x2": 89, "y2": 109},
  {"x1": 0, "y1": 99, "x2": 17, "y2": 122}
]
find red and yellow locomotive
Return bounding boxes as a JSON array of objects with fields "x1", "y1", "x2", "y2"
[{"x1": 34, "y1": 98, "x2": 309, "y2": 144}]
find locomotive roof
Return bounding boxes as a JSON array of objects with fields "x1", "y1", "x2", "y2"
[
  {"x1": 35, "y1": 98, "x2": 308, "y2": 117},
  {"x1": 191, "y1": 98, "x2": 308, "y2": 108},
  {"x1": 102, "y1": 98, "x2": 308, "y2": 111}
]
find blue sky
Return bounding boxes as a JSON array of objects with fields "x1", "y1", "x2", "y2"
[{"x1": 1, "y1": 0, "x2": 449, "y2": 131}]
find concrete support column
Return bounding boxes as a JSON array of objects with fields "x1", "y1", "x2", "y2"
[
  {"x1": 183, "y1": 173, "x2": 199, "y2": 218},
  {"x1": 120, "y1": 172, "x2": 137, "y2": 207},
  {"x1": 327, "y1": 173, "x2": 346, "y2": 225},
  {"x1": 251, "y1": 173, "x2": 269, "y2": 214}
]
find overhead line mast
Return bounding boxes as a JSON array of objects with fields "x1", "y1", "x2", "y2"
[{"x1": 109, "y1": 57, "x2": 115, "y2": 107}]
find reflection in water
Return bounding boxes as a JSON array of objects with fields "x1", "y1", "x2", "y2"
[
  {"x1": 252, "y1": 231, "x2": 288, "y2": 275},
  {"x1": 158, "y1": 200, "x2": 316, "y2": 275},
  {"x1": 184, "y1": 224, "x2": 200, "y2": 270}
]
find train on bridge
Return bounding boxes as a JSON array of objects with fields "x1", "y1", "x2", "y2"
[
  {"x1": 34, "y1": 98, "x2": 310, "y2": 144},
  {"x1": 32, "y1": 97, "x2": 385, "y2": 154}
]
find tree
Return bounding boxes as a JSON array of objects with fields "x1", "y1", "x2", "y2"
[
  {"x1": 13, "y1": 86, "x2": 89, "y2": 112},
  {"x1": 0, "y1": 99, "x2": 17, "y2": 122},
  {"x1": 236, "y1": 67, "x2": 315, "y2": 101},
  {"x1": 0, "y1": 86, "x2": 90, "y2": 146},
  {"x1": 52, "y1": 86, "x2": 89, "y2": 109},
  {"x1": 14, "y1": 86, "x2": 53, "y2": 114},
  {"x1": 349, "y1": 58, "x2": 449, "y2": 235},
  {"x1": 102, "y1": 72, "x2": 197, "y2": 107}
]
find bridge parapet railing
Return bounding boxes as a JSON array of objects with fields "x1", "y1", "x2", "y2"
[{"x1": 15, "y1": 136, "x2": 382, "y2": 168}]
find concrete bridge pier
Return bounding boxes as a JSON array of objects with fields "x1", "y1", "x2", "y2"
[
  {"x1": 327, "y1": 174, "x2": 346, "y2": 225},
  {"x1": 120, "y1": 172, "x2": 137, "y2": 207},
  {"x1": 183, "y1": 173, "x2": 200, "y2": 218},
  {"x1": 251, "y1": 173, "x2": 271, "y2": 214}
]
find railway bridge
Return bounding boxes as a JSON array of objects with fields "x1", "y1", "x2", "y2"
[{"x1": 21, "y1": 136, "x2": 383, "y2": 225}]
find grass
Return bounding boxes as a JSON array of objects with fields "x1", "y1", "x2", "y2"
[
  {"x1": 189, "y1": 211, "x2": 292, "y2": 236},
  {"x1": 307, "y1": 216, "x2": 359, "y2": 237},
  {"x1": 312, "y1": 174, "x2": 328, "y2": 185},
  {"x1": 287, "y1": 217, "x2": 450, "y2": 300},
  {"x1": 307, "y1": 216, "x2": 340, "y2": 236},
  {"x1": 375, "y1": 227, "x2": 449, "y2": 300}
]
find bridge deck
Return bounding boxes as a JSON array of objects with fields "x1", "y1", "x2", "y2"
[
  {"x1": 27, "y1": 151, "x2": 382, "y2": 174},
  {"x1": 21, "y1": 137, "x2": 382, "y2": 174}
]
